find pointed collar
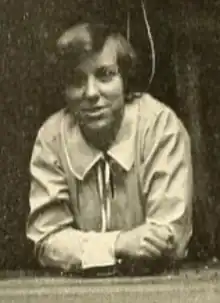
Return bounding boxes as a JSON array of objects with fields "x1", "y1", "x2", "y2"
[{"x1": 61, "y1": 102, "x2": 139, "y2": 180}]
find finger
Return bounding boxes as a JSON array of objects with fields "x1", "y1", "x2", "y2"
[
  {"x1": 139, "y1": 240, "x2": 162, "y2": 258},
  {"x1": 142, "y1": 233, "x2": 168, "y2": 252},
  {"x1": 146, "y1": 226, "x2": 174, "y2": 249}
]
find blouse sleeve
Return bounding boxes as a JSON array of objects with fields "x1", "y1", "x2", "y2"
[{"x1": 27, "y1": 125, "x2": 119, "y2": 272}]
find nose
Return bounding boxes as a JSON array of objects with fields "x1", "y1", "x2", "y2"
[{"x1": 84, "y1": 75, "x2": 99, "y2": 102}]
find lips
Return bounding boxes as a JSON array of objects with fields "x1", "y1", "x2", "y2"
[{"x1": 81, "y1": 107, "x2": 109, "y2": 118}]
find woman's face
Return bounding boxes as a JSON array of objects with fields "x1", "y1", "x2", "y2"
[{"x1": 65, "y1": 37, "x2": 125, "y2": 135}]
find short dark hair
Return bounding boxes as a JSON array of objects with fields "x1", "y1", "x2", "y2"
[{"x1": 55, "y1": 22, "x2": 137, "y2": 99}]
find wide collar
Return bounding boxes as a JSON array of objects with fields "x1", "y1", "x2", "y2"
[{"x1": 61, "y1": 102, "x2": 139, "y2": 180}]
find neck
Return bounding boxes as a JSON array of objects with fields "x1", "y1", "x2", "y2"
[{"x1": 80, "y1": 110, "x2": 124, "y2": 151}]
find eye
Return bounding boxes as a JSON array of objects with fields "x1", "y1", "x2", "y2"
[
  {"x1": 95, "y1": 66, "x2": 119, "y2": 83},
  {"x1": 70, "y1": 70, "x2": 87, "y2": 88}
]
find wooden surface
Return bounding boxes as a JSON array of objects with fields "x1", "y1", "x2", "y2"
[{"x1": 0, "y1": 268, "x2": 219, "y2": 302}]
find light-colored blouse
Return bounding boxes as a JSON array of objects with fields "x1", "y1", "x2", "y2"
[{"x1": 27, "y1": 94, "x2": 193, "y2": 272}]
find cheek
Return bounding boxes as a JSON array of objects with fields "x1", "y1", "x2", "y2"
[
  {"x1": 65, "y1": 86, "x2": 83, "y2": 100},
  {"x1": 65, "y1": 87, "x2": 83, "y2": 109},
  {"x1": 100, "y1": 78, "x2": 124, "y2": 98}
]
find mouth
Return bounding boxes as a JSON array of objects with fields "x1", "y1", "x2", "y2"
[{"x1": 81, "y1": 107, "x2": 109, "y2": 118}]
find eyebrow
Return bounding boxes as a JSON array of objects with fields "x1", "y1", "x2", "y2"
[{"x1": 74, "y1": 63, "x2": 118, "y2": 74}]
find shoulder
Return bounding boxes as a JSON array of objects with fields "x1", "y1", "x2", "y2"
[
  {"x1": 133, "y1": 93, "x2": 191, "y2": 148},
  {"x1": 36, "y1": 108, "x2": 68, "y2": 143},
  {"x1": 31, "y1": 108, "x2": 76, "y2": 161},
  {"x1": 137, "y1": 93, "x2": 176, "y2": 121},
  {"x1": 137, "y1": 93, "x2": 187, "y2": 132}
]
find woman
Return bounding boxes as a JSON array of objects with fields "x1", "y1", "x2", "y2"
[{"x1": 27, "y1": 22, "x2": 193, "y2": 275}]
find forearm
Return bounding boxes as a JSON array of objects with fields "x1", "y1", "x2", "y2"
[{"x1": 38, "y1": 227, "x2": 120, "y2": 272}]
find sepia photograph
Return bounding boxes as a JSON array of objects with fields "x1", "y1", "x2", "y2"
[{"x1": 0, "y1": 0, "x2": 219, "y2": 302}]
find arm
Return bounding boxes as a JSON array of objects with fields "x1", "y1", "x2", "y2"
[
  {"x1": 115, "y1": 108, "x2": 193, "y2": 261},
  {"x1": 27, "y1": 124, "x2": 119, "y2": 273}
]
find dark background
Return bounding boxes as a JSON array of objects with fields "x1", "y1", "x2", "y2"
[{"x1": 0, "y1": 0, "x2": 219, "y2": 269}]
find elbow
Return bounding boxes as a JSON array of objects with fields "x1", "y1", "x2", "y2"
[
  {"x1": 36, "y1": 237, "x2": 81, "y2": 273},
  {"x1": 170, "y1": 224, "x2": 193, "y2": 260}
]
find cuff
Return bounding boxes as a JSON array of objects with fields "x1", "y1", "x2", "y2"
[{"x1": 81, "y1": 231, "x2": 120, "y2": 270}]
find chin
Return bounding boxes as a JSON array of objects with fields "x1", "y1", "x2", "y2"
[{"x1": 86, "y1": 119, "x2": 113, "y2": 133}]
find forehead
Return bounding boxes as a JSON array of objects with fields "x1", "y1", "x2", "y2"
[{"x1": 76, "y1": 37, "x2": 118, "y2": 72}]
